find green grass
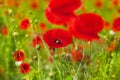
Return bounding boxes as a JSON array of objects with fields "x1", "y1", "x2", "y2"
[{"x1": 0, "y1": 0, "x2": 120, "y2": 80}]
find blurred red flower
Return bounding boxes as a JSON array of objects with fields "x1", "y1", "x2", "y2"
[
  {"x1": 95, "y1": 0, "x2": 103, "y2": 8},
  {"x1": 1, "y1": 27, "x2": 8, "y2": 36},
  {"x1": 45, "y1": 7, "x2": 76, "y2": 25},
  {"x1": 105, "y1": 21, "x2": 110, "y2": 30},
  {"x1": 118, "y1": 8, "x2": 120, "y2": 13},
  {"x1": 14, "y1": 50, "x2": 24, "y2": 61},
  {"x1": 32, "y1": 36, "x2": 42, "y2": 48},
  {"x1": 113, "y1": 0, "x2": 119, "y2": 6},
  {"x1": 20, "y1": 18, "x2": 30, "y2": 30},
  {"x1": 20, "y1": 63, "x2": 30, "y2": 74},
  {"x1": 45, "y1": 0, "x2": 81, "y2": 25},
  {"x1": 68, "y1": 13, "x2": 104, "y2": 41},
  {"x1": 48, "y1": 56, "x2": 53, "y2": 63},
  {"x1": 39, "y1": 22, "x2": 47, "y2": 31},
  {"x1": 30, "y1": 1, "x2": 39, "y2": 10},
  {"x1": 49, "y1": 0, "x2": 81, "y2": 13},
  {"x1": 113, "y1": 17, "x2": 120, "y2": 31},
  {"x1": 72, "y1": 46, "x2": 83, "y2": 62},
  {"x1": 43, "y1": 28, "x2": 72, "y2": 48},
  {"x1": 8, "y1": 0, "x2": 19, "y2": 7}
]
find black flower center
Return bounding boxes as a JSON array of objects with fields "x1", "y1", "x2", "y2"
[
  {"x1": 16, "y1": 52, "x2": 21, "y2": 58},
  {"x1": 55, "y1": 39, "x2": 62, "y2": 44},
  {"x1": 23, "y1": 65, "x2": 28, "y2": 70}
]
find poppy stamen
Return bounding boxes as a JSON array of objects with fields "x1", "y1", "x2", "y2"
[{"x1": 55, "y1": 39, "x2": 62, "y2": 44}]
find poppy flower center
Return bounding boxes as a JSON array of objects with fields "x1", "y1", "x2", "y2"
[
  {"x1": 55, "y1": 39, "x2": 62, "y2": 44},
  {"x1": 23, "y1": 65, "x2": 28, "y2": 70},
  {"x1": 16, "y1": 52, "x2": 21, "y2": 58}
]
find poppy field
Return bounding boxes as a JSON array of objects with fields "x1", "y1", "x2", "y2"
[{"x1": 0, "y1": 0, "x2": 120, "y2": 80}]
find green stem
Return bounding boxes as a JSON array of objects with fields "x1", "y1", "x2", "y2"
[
  {"x1": 42, "y1": 39, "x2": 62, "y2": 80},
  {"x1": 37, "y1": 51, "x2": 40, "y2": 79},
  {"x1": 75, "y1": 63, "x2": 81, "y2": 78}
]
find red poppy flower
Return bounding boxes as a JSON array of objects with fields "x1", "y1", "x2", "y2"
[
  {"x1": 48, "y1": 56, "x2": 53, "y2": 63},
  {"x1": 118, "y1": 8, "x2": 120, "y2": 13},
  {"x1": 43, "y1": 28, "x2": 72, "y2": 48},
  {"x1": 45, "y1": 0, "x2": 81, "y2": 25},
  {"x1": 105, "y1": 21, "x2": 110, "y2": 30},
  {"x1": 95, "y1": 0, "x2": 103, "y2": 8},
  {"x1": 113, "y1": 0, "x2": 119, "y2": 6},
  {"x1": 20, "y1": 63, "x2": 30, "y2": 74},
  {"x1": 20, "y1": 18, "x2": 30, "y2": 30},
  {"x1": 113, "y1": 17, "x2": 120, "y2": 31},
  {"x1": 30, "y1": 1, "x2": 39, "y2": 10},
  {"x1": 8, "y1": 0, "x2": 19, "y2": 7},
  {"x1": 49, "y1": 0, "x2": 81, "y2": 13},
  {"x1": 32, "y1": 36, "x2": 42, "y2": 48},
  {"x1": 8, "y1": 0, "x2": 15, "y2": 6},
  {"x1": 72, "y1": 46, "x2": 83, "y2": 62},
  {"x1": 1, "y1": 27, "x2": 8, "y2": 36},
  {"x1": 39, "y1": 22, "x2": 47, "y2": 30},
  {"x1": 45, "y1": 7, "x2": 77, "y2": 25},
  {"x1": 68, "y1": 13, "x2": 104, "y2": 41},
  {"x1": 14, "y1": 50, "x2": 24, "y2": 61}
]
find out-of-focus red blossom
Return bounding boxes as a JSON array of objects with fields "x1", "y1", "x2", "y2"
[
  {"x1": 32, "y1": 36, "x2": 42, "y2": 48},
  {"x1": 8, "y1": 0, "x2": 15, "y2": 6},
  {"x1": 106, "y1": 40, "x2": 116, "y2": 52},
  {"x1": 78, "y1": 45, "x2": 83, "y2": 52},
  {"x1": 118, "y1": 8, "x2": 120, "y2": 13},
  {"x1": 43, "y1": 28, "x2": 72, "y2": 48},
  {"x1": 1, "y1": 27, "x2": 8, "y2": 36},
  {"x1": 20, "y1": 63, "x2": 30, "y2": 74},
  {"x1": 79, "y1": 45, "x2": 83, "y2": 50},
  {"x1": 39, "y1": 22, "x2": 47, "y2": 31},
  {"x1": 30, "y1": 1, "x2": 39, "y2": 9},
  {"x1": 8, "y1": 0, "x2": 19, "y2": 7},
  {"x1": 113, "y1": 0, "x2": 119, "y2": 6},
  {"x1": 95, "y1": 0, "x2": 103, "y2": 8},
  {"x1": 72, "y1": 46, "x2": 83, "y2": 62},
  {"x1": 48, "y1": 56, "x2": 53, "y2": 63},
  {"x1": 15, "y1": 2, "x2": 19, "y2": 7},
  {"x1": 14, "y1": 50, "x2": 24, "y2": 61},
  {"x1": 45, "y1": 7, "x2": 77, "y2": 25},
  {"x1": 45, "y1": 0, "x2": 81, "y2": 25},
  {"x1": 105, "y1": 21, "x2": 110, "y2": 30},
  {"x1": 49, "y1": 0, "x2": 81, "y2": 13},
  {"x1": 113, "y1": 17, "x2": 120, "y2": 31},
  {"x1": 20, "y1": 19, "x2": 30, "y2": 30},
  {"x1": 68, "y1": 13, "x2": 104, "y2": 41}
]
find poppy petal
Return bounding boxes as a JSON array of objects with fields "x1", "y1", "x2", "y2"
[
  {"x1": 43, "y1": 28, "x2": 72, "y2": 48},
  {"x1": 49, "y1": 0, "x2": 81, "y2": 13},
  {"x1": 113, "y1": 17, "x2": 120, "y2": 31},
  {"x1": 68, "y1": 13, "x2": 104, "y2": 41},
  {"x1": 45, "y1": 7, "x2": 76, "y2": 25}
]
